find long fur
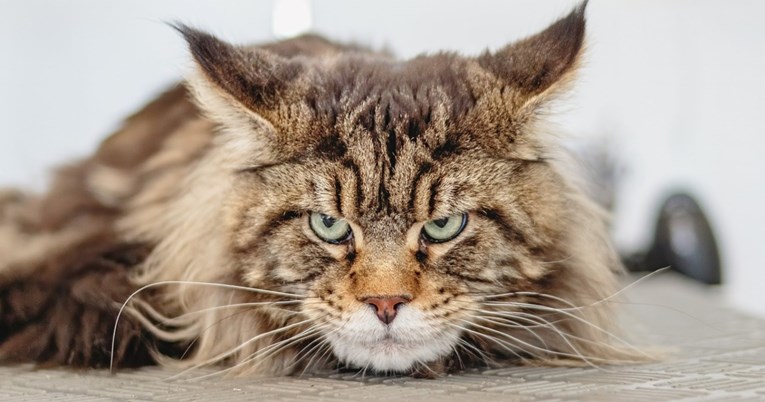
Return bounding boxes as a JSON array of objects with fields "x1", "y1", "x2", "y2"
[{"x1": 0, "y1": 2, "x2": 649, "y2": 376}]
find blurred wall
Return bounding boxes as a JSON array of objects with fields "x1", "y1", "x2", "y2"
[
  {"x1": 1, "y1": 0, "x2": 763, "y2": 315},
  {"x1": 0, "y1": 0, "x2": 274, "y2": 187}
]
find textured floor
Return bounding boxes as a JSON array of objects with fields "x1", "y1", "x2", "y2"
[{"x1": 1, "y1": 272, "x2": 764, "y2": 401}]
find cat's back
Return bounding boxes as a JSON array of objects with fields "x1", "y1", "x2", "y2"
[{"x1": 258, "y1": 33, "x2": 372, "y2": 58}]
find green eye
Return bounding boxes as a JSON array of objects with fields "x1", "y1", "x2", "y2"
[
  {"x1": 422, "y1": 213, "x2": 468, "y2": 243},
  {"x1": 309, "y1": 212, "x2": 352, "y2": 244}
]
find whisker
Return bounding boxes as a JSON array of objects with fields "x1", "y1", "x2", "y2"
[
  {"x1": 473, "y1": 312, "x2": 620, "y2": 364},
  {"x1": 127, "y1": 299, "x2": 176, "y2": 324},
  {"x1": 456, "y1": 318, "x2": 602, "y2": 368},
  {"x1": 456, "y1": 338, "x2": 492, "y2": 365},
  {"x1": 514, "y1": 313, "x2": 649, "y2": 362},
  {"x1": 178, "y1": 299, "x2": 327, "y2": 324},
  {"x1": 472, "y1": 302, "x2": 651, "y2": 359},
  {"x1": 156, "y1": 300, "x2": 306, "y2": 327},
  {"x1": 450, "y1": 344, "x2": 465, "y2": 370},
  {"x1": 462, "y1": 305, "x2": 566, "y2": 328},
  {"x1": 448, "y1": 323, "x2": 536, "y2": 364},
  {"x1": 110, "y1": 280, "x2": 306, "y2": 373},
  {"x1": 178, "y1": 307, "x2": 259, "y2": 361},
  {"x1": 414, "y1": 358, "x2": 439, "y2": 378},
  {"x1": 164, "y1": 317, "x2": 319, "y2": 380},
  {"x1": 180, "y1": 326, "x2": 324, "y2": 381},
  {"x1": 296, "y1": 335, "x2": 338, "y2": 376},
  {"x1": 492, "y1": 311, "x2": 641, "y2": 364},
  {"x1": 474, "y1": 267, "x2": 671, "y2": 306},
  {"x1": 296, "y1": 342, "x2": 328, "y2": 376},
  {"x1": 184, "y1": 325, "x2": 326, "y2": 381},
  {"x1": 120, "y1": 306, "x2": 199, "y2": 342},
  {"x1": 311, "y1": 342, "x2": 338, "y2": 375},
  {"x1": 296, "y1": 311, "x2": 362, "y2": 376},
  {"x1": 216, "y1": 315, "x2": 335, "y2": 378},
  {"x1": 172, "y1": 298, "x2": 323, "y2": 362},
  {"x1": 478, "y1": 301, "x2": 651, "y2": 359},
  {"x1": 245, "y1": 326, "x2": 329, "y2": 369},
  {"x1": 470, "y1": 314, "x2": 552, "y2": 351},
  {"x1": 355, "y1": 359, "x2": 372, "y2": 379}
]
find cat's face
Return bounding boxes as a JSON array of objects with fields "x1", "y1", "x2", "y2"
[
  {"x1": 180, "y1": 4, "x2": 611, "y2": 372},
  {"x1": 225, "y1": 96, "x2": 569, "y2": 370}
]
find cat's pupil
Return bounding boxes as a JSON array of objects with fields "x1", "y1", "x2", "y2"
[
  {"x1": 321, "y1": 215, "x2": 337, "y2": 227},
  {"x1": 433, "y1": 218, "x2": 449, "y2": 228}
]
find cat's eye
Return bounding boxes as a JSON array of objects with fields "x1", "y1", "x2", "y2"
[
  {"x1": 421, "y1": 213, "x2": 468, "y2": 243},
  {"x1": 309, "y1": 212, "x2": 352, "y2": 244}
]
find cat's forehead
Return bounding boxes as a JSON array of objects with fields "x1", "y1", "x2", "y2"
[
  {"x1": 276, "y1": 55, "x2": 505, "y2": 226},
  {"x1": 308, "y1": 53, "x2": 482, "y2": 130}
]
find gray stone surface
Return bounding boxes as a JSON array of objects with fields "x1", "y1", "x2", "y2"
[{"x1": 1, "y1": 272, "x2": 763, "y2": 401}]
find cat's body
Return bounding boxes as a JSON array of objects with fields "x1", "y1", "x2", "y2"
[{"x1": 0, "y1": 3, "x2": 643, "y2": 376}]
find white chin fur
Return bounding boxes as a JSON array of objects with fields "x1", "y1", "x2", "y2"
[{"x1": 326, "y1": 305, "x2": 460, "y2": 372}]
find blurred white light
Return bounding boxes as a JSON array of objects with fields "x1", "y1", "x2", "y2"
[{"x1": 272, "y1": 0, "x2": 312, "y2": 38}]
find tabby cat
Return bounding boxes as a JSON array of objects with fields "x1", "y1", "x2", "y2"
[{"x1": 0, "y1": 2, "x2": 643, "y2": 377}]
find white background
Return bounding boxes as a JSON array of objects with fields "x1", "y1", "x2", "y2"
[{"x1": 1, "y1": 0, "x2": 763, "y2": 315}]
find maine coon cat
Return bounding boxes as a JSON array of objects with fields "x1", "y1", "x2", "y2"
[{"x1": 0, "y1": 2, "x2": 644, "y2": 376}]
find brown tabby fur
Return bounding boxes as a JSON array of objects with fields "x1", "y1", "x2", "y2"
[{"x1": 0, "y1": 2, "x2": 644, "y2": 376}]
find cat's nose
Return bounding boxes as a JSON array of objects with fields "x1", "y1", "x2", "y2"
[{"x1": 361, "y1": 296, "x2": 410, "y2": 324}]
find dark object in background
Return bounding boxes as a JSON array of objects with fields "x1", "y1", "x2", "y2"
[{"x1": 625, "y1": 193, "x2": 722, "y2": 284}]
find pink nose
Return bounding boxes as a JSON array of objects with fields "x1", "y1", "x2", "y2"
[{"x1": 361, "y1": 296, "x2": 410, "y2": 324}]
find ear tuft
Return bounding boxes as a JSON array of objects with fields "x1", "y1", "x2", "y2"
[
  {"x1": 171, "y1": 23, "x2": 302, "y2": 114},
  {"x1": 478, "y1": 1, "x2": 587, "y2": 104}
]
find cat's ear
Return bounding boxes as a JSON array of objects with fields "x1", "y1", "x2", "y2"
[
  {"x1": 477, "y1": 1, "x2": 587, "y2": 112},
  {"x1": 174, "y1": 24, "x2": 302, "y2": 133}
]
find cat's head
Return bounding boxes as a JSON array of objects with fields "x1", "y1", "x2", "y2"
[{"x1": 175, "y1": 2, "x2": 624, "y2": 372}]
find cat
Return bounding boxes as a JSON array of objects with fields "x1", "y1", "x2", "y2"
[{"x1": 0, "y1": 1, "x2": 645, "y2": 377}]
